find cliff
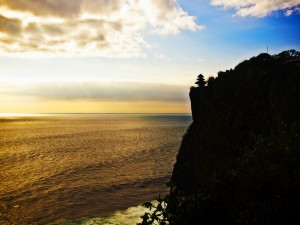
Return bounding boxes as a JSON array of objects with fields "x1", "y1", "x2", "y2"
[{"x1": 169, "y1": 50, "x2": 300, "y2": 224}]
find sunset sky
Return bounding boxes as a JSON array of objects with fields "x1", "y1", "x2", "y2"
[{"x1": 0, "y1": 0, "x2": 299, "y2": 113}]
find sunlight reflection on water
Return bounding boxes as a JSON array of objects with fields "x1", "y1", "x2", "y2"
[{"x1": 0, "y1": 114, "x2": 191, "y2": 224}]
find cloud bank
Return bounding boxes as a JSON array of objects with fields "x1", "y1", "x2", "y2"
[
  {"x1": 1, "y1": 81, "x2": 188, "y2": 102},
  {"x1": 211, "y1": 0, "x2": 300, "y2": 17},
  {"x1": 0, "y1": 0, "x2": 202, "y2": 57}
]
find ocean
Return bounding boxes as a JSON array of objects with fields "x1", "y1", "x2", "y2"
[{"x1": 0, "y1": 114, "x2": 191, "y2": 224}]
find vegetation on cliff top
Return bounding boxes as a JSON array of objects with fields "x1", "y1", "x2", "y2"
[{"x1": 139, "y1": 50, "x2": 300, "y2": 225}]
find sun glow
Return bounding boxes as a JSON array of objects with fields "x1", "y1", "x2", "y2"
[{"x1": 0, "y1": 113, "x2": 46, "y2": 118}]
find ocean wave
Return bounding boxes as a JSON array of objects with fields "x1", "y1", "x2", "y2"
[{"x1": 48, "y1": 204, "x2": 152, "y2": 225}]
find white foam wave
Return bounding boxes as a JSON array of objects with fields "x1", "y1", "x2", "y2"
[{"x1": 54, "y1": 204, "x2": 152, "y2": 225}]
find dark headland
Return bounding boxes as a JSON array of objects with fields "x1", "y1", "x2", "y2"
[{"x1": 139, "y1": 50, "x2": 300, "y2": 225}]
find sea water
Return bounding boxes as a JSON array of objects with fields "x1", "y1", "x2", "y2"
[{"x1": 0, "y1": 114, "x2": 191, "y2": 224}]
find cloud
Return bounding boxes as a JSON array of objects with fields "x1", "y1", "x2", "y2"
[
  {"x1": 156, "y1": 53, "x2": 171, "y2": 61},
  {"x1": 0, "y1": 0, "x2": 121, "y2": 18},
  {"x1": 0, "y1": 14, "x2": 22, "y2": 35},
  {"x1": 0, "y1": 0, "x2": 202, "y2": 57},
  {"x1": 140, "y1": 0, "x2": 203, "y2": 35},
  {"x1": 285, "y1": 9, "x2": 295, "y2": 16},
  {"x1": 211, "y1": 0, "x2": 300, "y2": 17},
  {"x1": 2, "y1": 81, "x2": 189, "y2": 102},
  {"x1": 197, "y1": 58, "x2": 204, "y2": 62}
]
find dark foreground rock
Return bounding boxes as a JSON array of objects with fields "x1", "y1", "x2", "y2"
[{"x1": 169, "y1": 50, "x2": 300, "y2": 225}]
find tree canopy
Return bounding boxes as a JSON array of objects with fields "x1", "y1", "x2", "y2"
[{"x1": 195, "y1": 74, "x2": 206, "y2": 87}]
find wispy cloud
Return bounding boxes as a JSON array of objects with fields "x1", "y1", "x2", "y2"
[
  {"x1": 211, "y1": 0, "x2": 300, "y2": 17},
  {"x1": 0, "y1": 0, "x2": 203, "y2": 57},
  {"x1": 196, "y1": 58, "x2": 204, "y2": 63},
  {"x1": 156, "y1": 53, "x2": 171, "y2": 61},
  {"x1": 1, "y1": 81, "x2": 189, "y2": 102}
]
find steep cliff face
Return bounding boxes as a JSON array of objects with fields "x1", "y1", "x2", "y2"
[{"x1": 170, "y1": 51, "x2": 300, "y2": 224}]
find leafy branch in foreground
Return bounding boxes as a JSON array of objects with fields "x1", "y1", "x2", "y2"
[
  {"x1": 138, "y1": 182, "x2": 203, "y2": 225},
  {"x1": 138, "y1": 195, "x2": 169, "y2": 225}
]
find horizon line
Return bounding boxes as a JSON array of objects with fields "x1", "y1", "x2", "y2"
[{"x1": 0, "y1": 112, "x2": 192, "y2": 116}]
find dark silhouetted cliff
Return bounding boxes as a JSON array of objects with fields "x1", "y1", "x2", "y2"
[{"x1": 168, "y1": 50, "x2": 300, "y2": 225}]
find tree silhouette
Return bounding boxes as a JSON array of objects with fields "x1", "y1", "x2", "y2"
[
  {"x1": 276, "y1": 49, "x2": 300, "y2": 59},
  {"x1": 195, "y1": 74, "x2": 206, "y2": 87},
  {"x1": 282, "y1": 49, "x2": 300, "y2": 58}
]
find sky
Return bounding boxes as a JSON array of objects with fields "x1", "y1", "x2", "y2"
[{"x1": 0, "y1": 0, "x2": 299, "y2": 114}]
